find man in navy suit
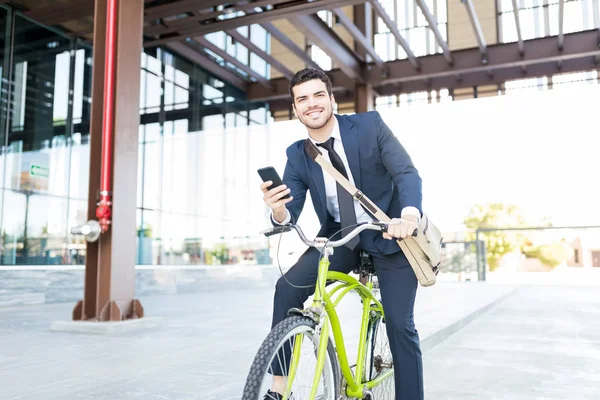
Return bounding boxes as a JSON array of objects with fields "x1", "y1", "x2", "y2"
[{"x1": 260, "y1": 68, "x2": 424, "y2": 399}]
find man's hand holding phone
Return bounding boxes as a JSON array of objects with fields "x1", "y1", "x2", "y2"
[
  {"x1": 258, "y1": 166, "x2": 293, "y2": 224},
  {"x1": 260, "y1": 181, "x2": 293, "y2": 223}
]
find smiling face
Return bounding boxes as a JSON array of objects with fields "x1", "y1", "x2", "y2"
[{"x1": 291, "y1": 79, "x2": 335, "y2": 131}]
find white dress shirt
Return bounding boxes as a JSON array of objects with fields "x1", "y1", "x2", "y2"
[{"x1": 274, "y1": 118, "x2": 420, "y2": 224}]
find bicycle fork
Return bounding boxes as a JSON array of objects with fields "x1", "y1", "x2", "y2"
[
  {"x1": 283, "y1": 316, "x2": 330, "y2": 400},
  {"x1": 310, "y1": 315, "x2": 331, "y2": 399},
  {"x1": 287, "y1": 255, "x2": 333, "y2": 400}
]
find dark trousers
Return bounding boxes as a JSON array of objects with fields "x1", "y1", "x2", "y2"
[{"x1": 270, "y1": 238, "x2": 424, "y2": 400}]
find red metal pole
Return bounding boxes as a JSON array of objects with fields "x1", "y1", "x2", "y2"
[{"x1": 97, "y1": 0, "x2": 118, "y2": 233}]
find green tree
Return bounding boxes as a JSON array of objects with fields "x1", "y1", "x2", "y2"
[
  {"x1": 522, "y1": 241, "x2": 571, "y2": 268},
  {"x1": 464, "y1": 203, "x2": 528, "y2": 271}
]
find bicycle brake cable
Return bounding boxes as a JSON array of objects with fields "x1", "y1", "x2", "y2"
[{"x1": 275, "y1": 223, "x2": 368, "y2": 293}]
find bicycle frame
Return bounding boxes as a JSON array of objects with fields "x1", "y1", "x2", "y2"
[{"x1": 293, "y1": 253, "x2": 391, "y2": 399}]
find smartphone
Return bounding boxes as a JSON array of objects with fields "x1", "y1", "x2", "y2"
[{"x1": 257, "y1": 166, "x2": 291, "y2": 199}]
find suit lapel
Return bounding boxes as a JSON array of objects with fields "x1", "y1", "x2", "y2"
[{"x1": 337, "y1": 115, "x2": 361, "y2": 189}]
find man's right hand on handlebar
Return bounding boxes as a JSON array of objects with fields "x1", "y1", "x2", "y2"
[
  {"x1": 383, "y1": 216, "x2": 419, "y2": 240},
  {"x1": 260, "y1": 181, "x2": 293, "y2": 223}
]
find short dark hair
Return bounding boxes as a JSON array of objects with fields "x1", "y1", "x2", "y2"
[{"x1": 289, "y1": 68, "x2": 332, "y2": 103}]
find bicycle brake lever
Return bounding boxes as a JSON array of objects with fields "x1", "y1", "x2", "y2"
[{"x1": 372, "y1": 221, "x2": 389, "y2": 231}]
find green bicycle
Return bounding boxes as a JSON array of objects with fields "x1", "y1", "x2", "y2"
[{"x1": 242, "y1": 222, "x2": 395, "y2": 400}]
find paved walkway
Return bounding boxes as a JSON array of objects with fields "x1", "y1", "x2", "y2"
[
  {"x1": 1, "y1": 281, "x2": 597, "y2": 399},
  {"x1": 424, "y1": 285, "x2": 600, "y2": 400}
]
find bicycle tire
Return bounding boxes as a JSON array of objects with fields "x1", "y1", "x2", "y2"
[{"x1": 242, "y1": 315, "x2": 340, "y2": 400}]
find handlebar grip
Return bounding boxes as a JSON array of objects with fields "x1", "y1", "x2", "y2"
[
  {"x1": 373, "y1": 222, "x2": 418, "y2": 237},
  {"x1": 263, "y1": 225, "x2": 293, "y2": 237}
]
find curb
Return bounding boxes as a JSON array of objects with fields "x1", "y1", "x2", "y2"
[{"x1": 50, "y1": 316, "x2": 162, "y2": 334}]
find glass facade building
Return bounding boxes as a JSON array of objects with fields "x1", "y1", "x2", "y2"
[
  {"x1": 0, "y1": 5, "x2": 270, "y2": 266},
  {"x1": 1, "y1": 1, "x2": 598, "y2": 266}
]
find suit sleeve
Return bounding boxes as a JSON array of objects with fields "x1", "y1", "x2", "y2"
[
  {"x1": 374, "y1": 111, "x2": 423, "y2": 215},
  {"x1": 271, "y1": 151, "x2": 308, "y2": 226}
]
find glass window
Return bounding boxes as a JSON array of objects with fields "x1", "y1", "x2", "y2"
[
  {"x1": 202, "y1": 114, "x2": 224, "y2": 130},
  {"x1": 225, "y1": 112, "x2": 236, "y2": 128},
  {"x1": 137, "y1": 142, "x2": 144, "y2": 208},
  {"x1": 139, "y1": 69, "x2": 147, "y2": 109},
  {"x1": 310, "y1": 44, "x2": 332, "y2": 70},
  {"x1": 249, "y1": 107, "x2": 267, "y2": 124},
  {"x1": 165, "y1": 63, "x2": 175, "y2": 82},
  {"x1": 68, "y1": 48, "x2": 92, "y2": 202},
  {"x1": 235, "y1": 42, "x2": 249, "y2": 65},
  {"x1": 374, "y1": 0, "x2": 447, "y2": 61},
  {"x1": 250, "y1": 53, "x2": 267, "y2": 76},
  {"x1": 553, "y1": 70, "x2": 598, "y2": 88},
  {"x1": 206, "y1": 32, "x2": 226, "y2": 49},
  {"x1": 235, "y1": 112, "x2": 248, "y2": 127},
  {"x1": 250, "y1": 24, "x2": 268, "y2": 51},
  {"x1": 164, "y1": 80, "x2": 174, "y2": 111},
  {"x1": 72, "y1": 48, "x2": 86, "y2": 124},
  {"x1": 67, "y1": 198, "x2": 87, "y2": 264},
  {"x1": 161, "y1": 121, "x2": 195, "y2": 215},
  {"x1": 202, "y1": 84, "x2": 223, "y2": 104},
  {"x1": 0, "y1": 9, "x2": 270, "y2": 266},
  {"x1": 1, "y1": 15, "x2": 75, "y2": 265},
  {"x1": 146, "y1": 53, "x2": 162, "y2": 76},
  {"x1": 1, "y1": 190, "x2": 68, "y2": 265},
  {"x1": 174, "y1": 69, "x2": 189, "y2": 88},
  {"x1": 1, "y1": 7, "x2": 8, "y2": 163},
  {"x1": 137, "y1": 209, "x2": 160, "y2": 265},
  {"x1": 498, "y1": 0, "x2": 593, "y2": 42},
  {"x1": 1, "y1": 190, "x2": 26, "y2": 265},
  {"x1": 52, "y1": 51, "x2": 71, "y2": 124},
  {"x1": 141, "y1": 123, "x2": 161, "y2": 210},
  {"x1": 160, "y1": 211, "x2": 196, "y2": 265},
  {"x1": 174, "y1": 86, "x2": 189, "y2": 108},
  {"x1": 7, "y1": 16, "x2": 71, "y2": 151},
  {"x1": 144, "y1": 71, "x2": 161, "y2": 110}
]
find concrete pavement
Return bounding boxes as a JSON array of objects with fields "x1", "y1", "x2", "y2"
[
  {"x1": 424, "y1": 285, "x2": 600, "y2": 400},
  {"x1": 1, "y1": 280, "x2": 597, "y2": 399}
]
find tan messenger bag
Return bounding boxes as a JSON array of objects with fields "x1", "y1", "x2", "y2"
[{"x1": 304, "y1": 140, "x2": 442, "y2": 287}]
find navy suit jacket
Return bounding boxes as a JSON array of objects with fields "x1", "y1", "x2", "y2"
[{"x1": 278, "y1": 111, "x2": 422, "y2": 255}]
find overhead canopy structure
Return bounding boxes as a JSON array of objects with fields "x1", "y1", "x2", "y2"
[{"x1": 10, "y1": 0, "x2": 600, "y2": 112}]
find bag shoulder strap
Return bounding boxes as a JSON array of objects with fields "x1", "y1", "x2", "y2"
[{"x1": 304, "y1": 139, "x2": 389, "y2": 222}]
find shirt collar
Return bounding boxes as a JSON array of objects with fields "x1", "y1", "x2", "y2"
[{"x1": 308, "y1": 116, "x2": 341, "y2": 145}]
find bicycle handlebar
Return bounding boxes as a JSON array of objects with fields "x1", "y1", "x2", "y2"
[{"x1": 261, "y1": 221, "x2": 404, "y2": 249}]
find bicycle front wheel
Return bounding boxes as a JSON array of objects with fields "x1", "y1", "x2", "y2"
[{"x1": 242, "y1": 315, "x2": 340, "y2": 400}]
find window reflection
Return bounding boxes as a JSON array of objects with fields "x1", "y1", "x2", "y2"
[
  {"x1": 138, "y1": 209, "x2": 160, "y2": 265},
  {"x1": 67, "y1": 199, "x2": 87, "y2": 265},
  {"x1": 0, "y1": 7, "x2": 270, "y2": 266},
  {"x1": 9, "y1": 16, "x2": 72, "y2": 151},
  {"x1": 0, "y1": 7, "x2": 6, "y2": 158}
]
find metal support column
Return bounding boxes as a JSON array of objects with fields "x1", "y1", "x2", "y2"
[
  {"x1": 475, "y1": 229, "x2": 482, "y2": 280},
  {"x1": 72, "y1": 0, "x2": 144, "y2": 321}
]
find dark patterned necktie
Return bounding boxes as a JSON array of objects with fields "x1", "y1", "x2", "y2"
[{"x1": 317, "y1": 137, "x2": 359, "y2": 250}]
